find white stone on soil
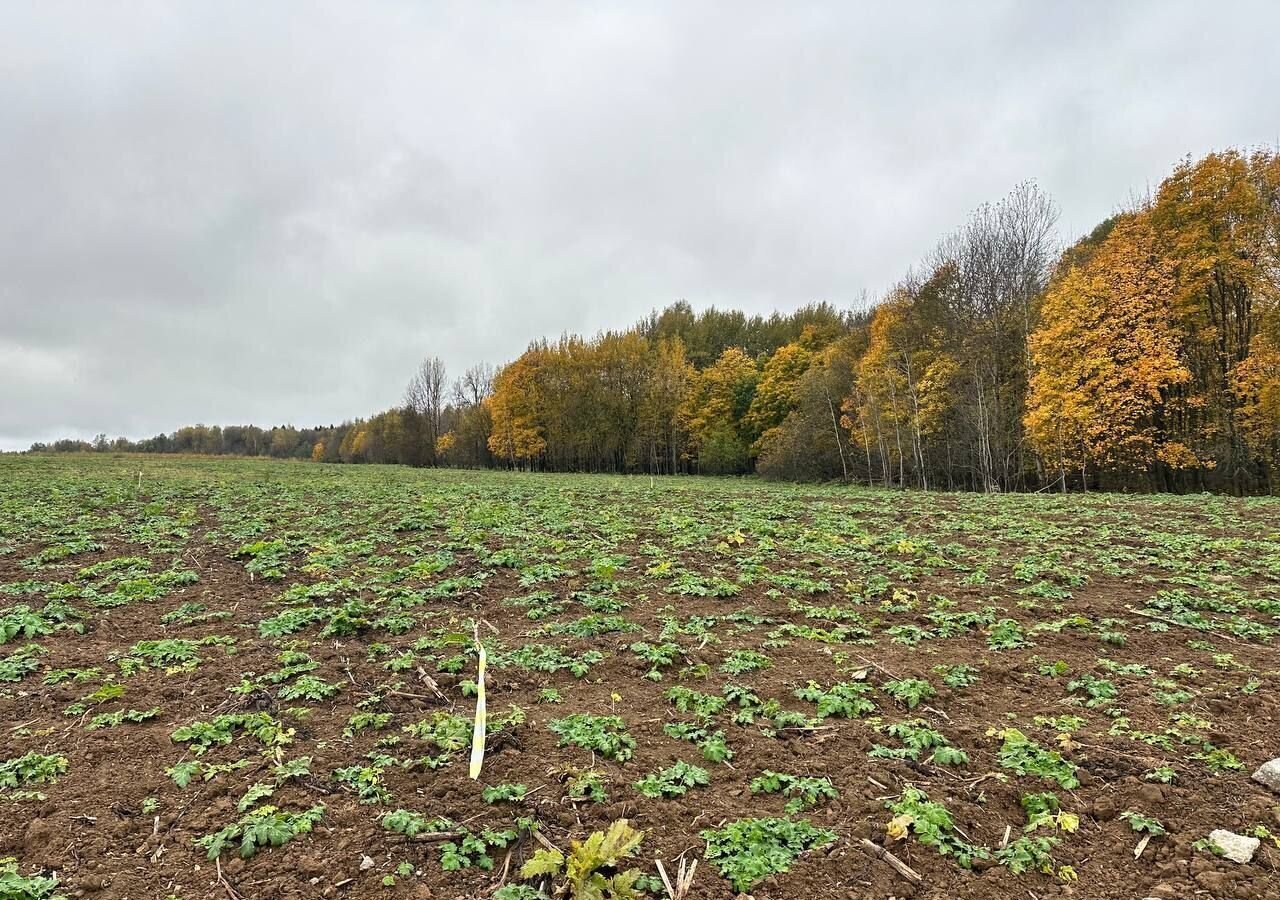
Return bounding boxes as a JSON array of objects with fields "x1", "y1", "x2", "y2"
[
  {"x1": 1208, "y1": 829, "x2": 1259, "y2": 865},
  {"x1": 1251, "y1": 758, "x2": 1280, "y2": 793}
]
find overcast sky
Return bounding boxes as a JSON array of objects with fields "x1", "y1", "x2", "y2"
[{"x1": 3, "y1": 2, "x2": 1279, "y2": 449}]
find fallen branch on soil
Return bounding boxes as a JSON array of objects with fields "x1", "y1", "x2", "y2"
[
  {"x1": 854, "y1": 655, "x2": 901, "y2": 680},
  {"x1": 215, "y1": 858, "x2": 244, "y2": 900},
  {"x1": 531, "y1": 829, "x2": 563, "y2": 855},
  {"x1": 858, "y1": 838, "x2": 923, "y2": 886}
]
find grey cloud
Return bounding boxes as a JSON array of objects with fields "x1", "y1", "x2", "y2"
[{"x1": 3, "y1": 1, "x2": 1279, "y2": 448}]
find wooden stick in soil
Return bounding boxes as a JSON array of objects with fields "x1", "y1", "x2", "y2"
[
  {"x1": 531, "y1": 828, "x2": 563, "y2": 855},
  {"x1": 858, "y1": 839, "x2": 923, "y2": 887},
  {"x1": 855, "y1": 654, "x2": 901, "y2": 680},
  {"x1": 215, "y1": 858, "x2": 244, "y2": 900},
  {"x1": 468, "y1": 620, "x2": 488, "y2": 780},
  {"x1": 656, "y1": 856, "x2": 697, "y2": 900}
]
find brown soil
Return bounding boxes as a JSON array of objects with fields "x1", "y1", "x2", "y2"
[{"x1": 2, "y1": 466, "x2": 1279, "y2": 900}]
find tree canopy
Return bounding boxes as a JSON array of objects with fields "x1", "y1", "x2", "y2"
[{"x1": 36, "y1": 149, "x2": 1280, "y2": 495}]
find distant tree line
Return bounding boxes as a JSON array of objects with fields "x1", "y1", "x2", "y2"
[{"x1": 33, "y1": 149, "x2": 1280, "y2": 494}]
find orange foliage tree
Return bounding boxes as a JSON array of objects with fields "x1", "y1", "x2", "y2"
[{"x1": 1026, "y1": 214, "x2": 1191, "y2": 482}]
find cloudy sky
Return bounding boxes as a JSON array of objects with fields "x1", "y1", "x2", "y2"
[{"x1": 3, "y1": 2, "x2": 1279, "y2": 449}]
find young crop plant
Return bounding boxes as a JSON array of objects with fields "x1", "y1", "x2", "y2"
[
  {"x1": 0, "y1": 644, "x2": 44, "y2": 683},
  {"x1": 62, "y1": 681, "x2": 125, "y2": 716},
  {"x1": 82, "y1": 567, "x2": 199, "y2": 609},
  {"x1": 793, "y1": 679, "x2": 876, "y2": 718},
  {"x1": 273, "y1": 756, "x2": 313, "y2": 784},
  {"x1": 724, "y1": 690, "x2": 813, "y2": 736},
  {"x1": 318, "y1": 598, "x2": 375, "y2": 638},
  {"x1": 718, "y1": 649, "x2": 772, "y2": 675},
  {"x1": 882, "y1": 677, "x2": 937, "y2": 709},
  {"x1": 994, "y1": 835, "x2": 1058, "y2": 875},
  {"x1": 934, "y1": 663, "x2": 979, "y2": 689},
  {"x1": 503, "y1": 590, "x2": 564, "y2": 621},
  {"x1": 87, "y1": 707, "x2": 159, "y2": 729},
  {"x1": 236, "y1": 783, "x2": 276, "y2": 812},
  {"x1": 558, "y1": 767, "x2": 608, "y2": 803},
  {"x1": 869, "y1": 719, "x2": 968, "y2": 765},
  {"x1": 161, "y1": 601, "x2": 231, "y2": 626},
  {"x1": 991, "y1": 728, "x2": 1080, "y2": 789},
  {"x1": 171, "y1": 712, "x2": 293, "y2": 755},
  {"x1": 987, "y1": 618, "x2": 1032, "y2": 650},
  {"x1": 482, "y1": 782, "x2": 528, "y2": 804},
  {"x1": 258, "y1": 607, "x2": 328, "y2": 638},
  {"x1": 197, "y1": 804, "x2": 325, "y2": 859},
  {"x1": 1120, "y1": 811, "x2": 1166, "y2": 836},
  {"x1": 629, "y1": 641, "x2": 682, "y2": 680},
  {"x1": 402, "y1": 711, "x2": 473, "y2": 767},
  {"x1": 700, "y1": 817, "x2": 836, "y2": 892},
  {"x1": 664, "y1": 685, "x2": 727, "y2": 719},
  {"x1": 1098, "y1": 659, "x2": 1151, "y2": 677},
  {"x1": 503, "y1": 644, "x2": 603, "y2": 678},
  {"x1": 886, "y1": 786, "x2": 988, "y2": 868},
  {"x1": 168, "y1": 756, "x2": 258, "y2": 788},
  {"x1": 0, "y1": 752, "x2": 69, "y2": 788},
  {"x1": 540, "y1": 614, "x2": 639, "y2": 639},
  {"x1": 770, "y1": 621, "x2": 868, "y2": 645},
  {"x1": 344, "y1": 711, "x2": 392, "y2": 738},
  {"x1": 662, "y1": 722, "x2": 732, "y2": 763},
  {"x1": 0, "y1": 858, "x2": 63, "y2": 900},
  {"x1": 381, "y1": 809, "x2": 453, "y2": 838},
  {"x1": 0, "y1": 606, "x2": 58, "y2": 643},
  {"x1": 1066, "y1": 673, "x2": 1118, "y2": 707},
  {"x1": 749, "y1": 771, "x2": 837, "y2": 813},
  {"x1": 333, "y1": 763, "x2": 392, "y2": 804},
  {"x1": 566, "y1": 589, "x2": 625, "y2": 615},
  {"x1": 667, "y1": 572, "x2": 741, "y2": 598},
  {"x1": 634, "y1": 760, "x2": 709, "y2": 799},
  {"x1": 41, "y1": 666, "x2": 102, "y2": 687},
  {"x1": 548, "y1": 715, "x2": 636, "y2": 762},
  {"x1": 439, "y1": 828, "x2": 520, "y2": 872},
  {"x1": 1020, "y1": 793, "x2": 1079, "y2": 833},
  {"x1": 233, "y1": 538, "x2": 293, "y2": 580},
  {"x1": 117, "y1": 636, "x2": 234, "y2": 673},
  {"x1": 166, "y1": 760, "x2": 206, "y2": 788},
  {"x1": 492, "y1": 885, "x2": 547, "y2": 900},
  {"x1": 1144, "y1": 765, "x2": 1178, "y2": 784},
  {"x1": 884, "y1": 623, "x2": 934, "y2": 646},
  {"x1": 1192, "y1": 745, "x2": 1244, "y2": 774},
  {"x1": 276, "y1": 674, "x2": 341, "y2": 702}
]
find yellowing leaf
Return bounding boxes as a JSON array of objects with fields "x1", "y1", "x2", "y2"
[
  {"x1": 886, "y1": 813, "x2": 913, "y2": 840},
  {"x1": 519, "y1": 847, "x2": 564, "y2": 879}
]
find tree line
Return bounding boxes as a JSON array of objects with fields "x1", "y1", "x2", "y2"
[{"x1": 33, "y1": 149, "x2": 1280, "y2": 494}]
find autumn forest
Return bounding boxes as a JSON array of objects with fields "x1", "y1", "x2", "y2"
[{"x1": 38, "y1": 149, "x2": 1280, "y2": 495}]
